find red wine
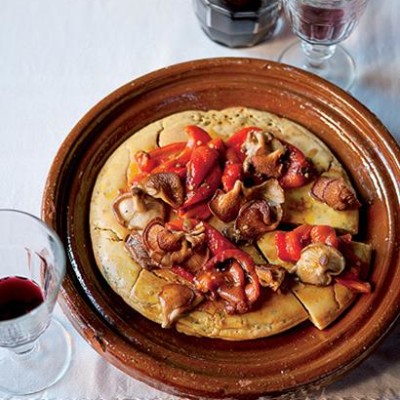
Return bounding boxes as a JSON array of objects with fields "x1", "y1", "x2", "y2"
[
  {"x1": 297, "y1": 5, "x2": 347, "y2": 42},
  {"x1": 288, "y1": 1, "x2": 367, "y2": 45},
  {"x1": 0, "y1": 276, "x2": 44, "y2": 321}
]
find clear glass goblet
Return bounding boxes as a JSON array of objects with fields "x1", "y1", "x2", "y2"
[
  {"x1": 0, "y1": 209, "x2": 72, "y2": 395},
  {"x1": 278, "y1": 0, "x2": 369, "y2": 90}
]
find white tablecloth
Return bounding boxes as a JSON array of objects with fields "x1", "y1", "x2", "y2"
[{"x1": 0, "y1": 1, "x2": 399, "y2": 399}]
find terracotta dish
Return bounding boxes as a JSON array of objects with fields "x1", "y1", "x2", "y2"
[{"x1": 42, "y1": 58, "x2": 400, "y2": 399}]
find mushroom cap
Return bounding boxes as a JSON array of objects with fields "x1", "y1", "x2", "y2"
[
  {"x1": 311, "y1": 175, "x2": 361, "y2": 211},
  {"x1": 112, "y1": 188, "x2": 165, "y2": 231},
  {"x1": 209, "y1": 180, "x2": 243, "y2": 223},
  {"x1": 141, "y1": 172, "x2": 184, "y2": 208},
  {"x1": 293, "y1": 243, "x2": 345, "y2": 286},
  {"x1": 158, "y1": 283, "x2": 201, "y2": 328}
]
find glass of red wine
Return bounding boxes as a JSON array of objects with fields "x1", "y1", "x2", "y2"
[
  {"x1": 0, "y1": 209, "x2": 71, "y2": 395},
  {"x1": 278, "y1": 0, "x2": 369, "y2": 90}
]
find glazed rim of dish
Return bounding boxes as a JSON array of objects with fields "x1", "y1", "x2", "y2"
[{"x1": 42, "y1": 58, "x2": 400, "y2": 399}]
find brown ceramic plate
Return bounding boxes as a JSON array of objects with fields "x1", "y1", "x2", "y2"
[{"x1": 42, "y1": 58, "x2": 400, "y2": 399}]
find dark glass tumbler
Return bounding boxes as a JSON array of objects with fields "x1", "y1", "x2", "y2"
[{"x1": 193, "y1": 0, "x2": 282, "y2": 48}]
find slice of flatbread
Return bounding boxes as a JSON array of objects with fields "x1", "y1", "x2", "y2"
[
  {"x1": 257, "y1": 232, "x2": 372, "y2": 329},
  {"x1": 291, "y1": 283, "x2": 355, "y2": 330},
  {"x1": 283, "y1": 183, "x2": 358, "y2": 234},
  {"x1": 177, "y1": 290, "x2": 308, "y2": 340}
]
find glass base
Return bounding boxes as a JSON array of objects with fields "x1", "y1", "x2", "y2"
[
  {"x1": 0, "y1": 318, "x2": 72, "y2": 395},
  {"x1": 278, "y1": 40, "x2": 356, "y2": 91}
]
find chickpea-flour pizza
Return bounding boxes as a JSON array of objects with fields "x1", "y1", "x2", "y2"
[{"x1": 90, "y1": 107, "x2": 371, "y2": 340}]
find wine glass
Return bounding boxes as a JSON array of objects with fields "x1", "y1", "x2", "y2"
[
  {"x1": 0, "y1": 209, "x2": 72, "y2": 395},
  {"x1": 278, "y1": 0, "x2": 369, "y2": 90}
]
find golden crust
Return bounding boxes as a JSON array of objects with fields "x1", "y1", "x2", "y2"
[
  {"x1": 90, "y1": 107, "x2": 361, "y2": 340},
  {"x1": 177, "y1": 291, "x2": 308, "y2": 340},
  {"x1": 291, "y1": 283, "x2": 355, "y2": 330}
]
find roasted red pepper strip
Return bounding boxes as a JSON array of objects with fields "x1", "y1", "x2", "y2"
[
  {"x1": 226, "y1": 126, "x2": 262, "y2": 160},
  {"x1": 165, "y1": 218, "x2": 199, "y2": 232},
  {"x1": 202, "y1": 222, "x2": 236, "y2": 256},
  {"x1": 293, "y1": 224, "x2": 313, "y2": 246},
  {"x1": 134, "y1": 142, "x2": 186, "y2": 173},
  {"x1": 185, "y1": 125, "x2": 212, "y2": 148},
  {"x1": 335, "y1": 274, "x2": 371, "y2": 293},
  {"x1": 310, "y1": 225, "x2": 339, "y2": 248},
  {"x1": 221, "y1": 147, "x2": 243, "y2": 192},
  {"x1": 221, "y1": 163, "x2": 242, "y2": 192},
  {"x1": 186, "y1": 145, "x2": 220, "y2": 191},
  {"x1": 276, "y1": 224, "x2": 341, "y2": 263},
  {"x1": 208, "y1": 137, "x2": 225, "y2": 153},
  {"x1": 275, "y1": 225, "x2": 312, "y2": 263},
  {"x1": 279, "y1": 144, "x2": 315, "y2": 189},
  {"x1": 182, "y1": 165, "x2": 222, "y2": 209},
  {"x1": 132, "y1": 125, "x2": 214, "y2": 185},
  {"x1": 148, "y1": 125, "x2": 212, "y2": 176},
  {"x1": 225, "y1": 146, "x2": 242, "y2": 164},
  {"x1": 284, "y1": 231, "x2": 305, "y2": 262},
  {"x1": 178, "y1": 201, "x2": 212, "y2": 220},
  {"x1": 275, "y1": 231, "x2": 293, "y2": 262},
  {"x1": 151, "y1": 147, "x2": 191, "y2": 175}
]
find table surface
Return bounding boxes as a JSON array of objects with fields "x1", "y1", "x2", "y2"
[{"x1": 1, "y1": 1, "x2": 399, "y2": 399}]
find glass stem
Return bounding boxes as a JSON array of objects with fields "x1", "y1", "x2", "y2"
[
  {"x1": 9, "y1": 340, "x2": 39, "y2": 358},
  {"x1": 301, "y1": 42, "x2": 337, "y2": 69}
]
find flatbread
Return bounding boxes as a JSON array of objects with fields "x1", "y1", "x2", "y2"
[{"x1": 90, "y1": 107, "x2": 363, "y2": 340}]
